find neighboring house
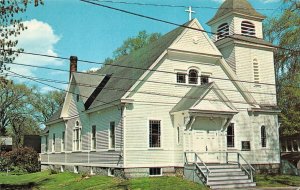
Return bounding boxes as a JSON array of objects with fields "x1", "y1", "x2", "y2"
[
  {"x1": 0, "y1": 137, "x2": 12, "y2": 152},
  {"x1": 41, "y1": 0, "x2": 280, "y2": 186}
]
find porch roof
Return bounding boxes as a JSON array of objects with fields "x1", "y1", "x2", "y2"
[{"x1": 171, "y1": 82, "x2": 238, "y2": 115}]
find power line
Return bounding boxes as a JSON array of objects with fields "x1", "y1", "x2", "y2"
[
  {"x1": 0, "y1": 51, "x2": 282, "y2": 88},
  {"x1": 4, "y1": 69, "x2": 278, "y2": 97},
  {"x1": 4, "y1": 60, "x2": 285, "y2": 96},
  {"x1": 6, "y1": 70, "x2": 121, "y2": 110},
  {"x1": 80, "y1": 0, "x2": 300, "y2": 53},
  {"x1": 92, "y1": 0, "x2": 277, "y2": 11},
  {"x1": 5, "y1": 70, "x2": 276, "y2": 107}
]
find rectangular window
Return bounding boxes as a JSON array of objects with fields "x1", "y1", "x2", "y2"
[
  {"x1": 149, "y1": 120, "x2": 161, "y2": 148},
  {"x1": 45, "y1": 136, "x2": 48, "y2": 152},
  {"x1": 52, "y1": 133, "x2": 55, "y2": 152},
  {"x1": 91, "y1": 125, "x2": 96, "y2": 150},
  {"x1": 201, "y1": 76, "x2": 209, "y2": 85},
  {"x1": 61, "y1": 131, "x2": 65, "y2": 151},
  {"x1": 176, "y1": 73, "x2": 186, "y2": 84},
  {"x1": 73, "y1": 128, "x2": 81, "y2": 151},
  {"x1": 149, "y1": 168, "x2": 162, "y2": 176},
  {"x1": 227, "y1": 123, "x2": 234, "y2": 148},
  {"x1": 109, "y1": 122, "x2": 115, "y2": 149}
]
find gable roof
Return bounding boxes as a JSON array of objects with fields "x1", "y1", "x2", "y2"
[
  {"x1": 208, "y1": 0, "x2": 265, "y2": 24},
  {"x1": 88, "y1": 20, "x2": 193, "y2": 110},
  {"x1": 46, "y1": 107, "x2": 63, "y2": 124},
  {"x1": 171, "y1": 82, "x2": 237, "y2": 114},
  {"x1": 73, "y1": 72, "x2": 106, "y2": 104}
]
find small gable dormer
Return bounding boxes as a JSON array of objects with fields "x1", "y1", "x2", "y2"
[{"x1": 207, "y1": 0, "x2": 265, "y2": 41}]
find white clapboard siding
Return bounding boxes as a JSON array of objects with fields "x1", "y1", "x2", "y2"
[
  {"x1": 170, "y1": 22, "x2": 220, "y2": 56},
  {"x1": 234, "y1": 46, "x2": 277, "y2": 105}
]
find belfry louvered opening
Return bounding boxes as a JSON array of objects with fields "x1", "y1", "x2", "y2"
[
  {"x1": 241, "y1": 21, "x2": 256, "y2": 36},
  {"x1": 217, "y1": 23, "x2": 229, "y2": 40},
  {"x1": 253, "y1": 59, "x2": 259, "y2": 83}
]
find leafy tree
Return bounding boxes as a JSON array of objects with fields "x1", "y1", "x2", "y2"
[
  {"x1": 0, "y1": 80, "x2": 33, "y2": 136},
  {"x1": 31, "y1": 90, "x2": 65, "y2": 124},
  {"x1": 100, "y1": 30, "x2": 161, "y2": 66},
  {"x1": 0, "y1": 0, "x2": 43, "y2": 72},
  {"x1": 264, "y1": 0, "x2": 300, "y2": 136},
  {"x1": 113, "y1": 30, "x2": 161, "y2": 60}
]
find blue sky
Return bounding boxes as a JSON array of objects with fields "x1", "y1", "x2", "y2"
[{"x1": 8, "y1": 0, "x2": 282, "y2": 92}]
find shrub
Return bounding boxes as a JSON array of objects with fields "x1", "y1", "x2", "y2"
[{"x1": 2, "y1": 147, "x2": 40, "y2": 173}]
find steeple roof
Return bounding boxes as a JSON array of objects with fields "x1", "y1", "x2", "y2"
[{"x1": 208, "y1": 0, "x2": 265, "y2": 24}]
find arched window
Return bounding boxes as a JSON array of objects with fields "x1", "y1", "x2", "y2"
[
  {"x1": 253, "y1": 59, "x2": 259, "y2": 83},
  {"x1": 217, "y1": 23, "x2": 229, "y2": 40},
  {"x1": 188, "y1": 69, "x2": 198, "y2": 84},
  {"x1": 261, "y1": 126, "x2": 266, "y2": 147},
  {"x1": 241, "y1": 21, "x2": 255, "y2": 36},
  {"x1": 227, "y1": 123, "x2": 235, "y2": 148}
]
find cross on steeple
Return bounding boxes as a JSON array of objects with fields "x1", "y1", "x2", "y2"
[{"x1": 185, "y1": 6, "x2": 195, "y2": 21}]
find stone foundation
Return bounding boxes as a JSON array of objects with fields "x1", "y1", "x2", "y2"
[
  {"x1": 252, "y1": 163, "x2": 280, "y2": 174},
  {"x1": 41, "y1": 164, "x2": 182, "y2": 179}
]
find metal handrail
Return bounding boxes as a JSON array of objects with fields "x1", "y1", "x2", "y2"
[
  {"x1": 195, "y1": 153, "x2": 211, "y2": 174},
  {"x1": 184, "y1": 152, "x2": 211, "y2": 184},
  {"x1": 237, "y1": 152, "x2": 255, "y2": 182},
  {"x1": 237, "y1": 153, "x2": 255, "y2": 171}
]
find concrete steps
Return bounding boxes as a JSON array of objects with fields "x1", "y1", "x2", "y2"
[
  {"x1": 185, "y1": 163, "x2": 256, "y2": 189},
  {"x1": 206, "y1": 164, "x2": 255, "y2": 189}
]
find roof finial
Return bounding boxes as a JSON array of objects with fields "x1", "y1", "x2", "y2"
[{"x1": 185, "y1": 6, "x2": 195, "y2": 21}]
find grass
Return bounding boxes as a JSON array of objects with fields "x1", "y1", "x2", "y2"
[
  {"x1": 4, "y1": 171, "x2": 300, "y2": 189},
  {"x1": 256, "y1": 174, "x2": 300, "y2": 187},
  {"x1": 0, "y1": 171, "x2": 207, "y2": 190}
]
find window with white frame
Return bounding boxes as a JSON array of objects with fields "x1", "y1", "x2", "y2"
[
  {"x1": 253, "y1": 59, "x2": 259, "y2": 83},
  {"x1": 201, "y1": 75, "x2": 209, "y2": 85},
  {"x1": 52, "y1": 133, "x2": 55, "y2": 152},
  {"x1": 261, "y1": 126, "x2": 267, "y2": 148},
  {"x1": 61, "y1": 131, "x2": 65, "y2": 151},
  {"x1": 149, "y1": 168, "x2": 162, "y2": 176},
  {"x1": 149, "y1": 120, "x2": 161, "y2": 148},
  {"x1": 188, "y1": 69, "x2": 198, "y2": 84},
  {"x1": 241, "y1": 21, "x2": 256, "y2": 36},
  {"x1": 176, "y1": 73, "x2": 186, "y2": 84},
  {"x1": 109, "y1": 122, "x2": 115, "y2": 149},
  {"x1": 45, "y1": 135, "x2": 48, "y2": 152},
  {"x1": 217, "y1": 23, "x2": 229, "y2": 40},
  {"x1": 91, "y1": 125, "x2": 96, "y2": 150},
  {"x1": 227, "y1": 123, "x2": 235, "y2": 148},
  {"x1": 73, "y1": 121, "x2": 81, "y2": 151}
]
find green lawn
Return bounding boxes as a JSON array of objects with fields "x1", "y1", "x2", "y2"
[
  {"x1": 0, "y1": 171, "x2": 207, "y2": 190},
  {"x1": 2, "y1": 171, "x2": 300, "y2": 189},
  {"x1": 256, "y1": 174, "x2": 300, "y2": 187}
]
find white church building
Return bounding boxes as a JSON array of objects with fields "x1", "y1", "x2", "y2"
[{"x1": 41, "y1": 0, "x2": 280, "y2": 188}]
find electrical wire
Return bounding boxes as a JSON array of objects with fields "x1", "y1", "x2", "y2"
[
  {"x1": 80, "y1": 0, "x2": 300, "y2": 53},
  {"x1": 92, "y1": 0, "x2": 277, "y2": 11}
]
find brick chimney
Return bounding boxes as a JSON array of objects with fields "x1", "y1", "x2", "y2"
[{"x1": 69, "y1": 56, "x2": 78, "y2": 80}]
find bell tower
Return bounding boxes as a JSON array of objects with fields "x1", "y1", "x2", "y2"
[
  {"x1": 207, "y1": 0, "x2": 265, "y2": 41},
  {"x1": 207, "y1": 0, "x2": 277, "y2": 105}
]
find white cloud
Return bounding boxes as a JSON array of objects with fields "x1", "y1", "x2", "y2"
[{"x1": 8, "y1": 19, "x2": 64, "y2": 82}]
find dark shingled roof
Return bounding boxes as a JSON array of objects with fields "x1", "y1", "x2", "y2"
[
  {"x1": 73, "y1": 72, "x2": 106, "y2": 104},
  {"x1": 89, "y1": 20, "x2": 193, "y2": 109},
  {"x1": 208, "y1": 0, "x2": 265, "y2": 24},
  {"x1": 46, "y1": 20, "x2": 194, "y2": 123},
  {"x1": 46, "y1": 107, "x2": 63, "y2": 124},
  {"x1": 216, "y1": 34, "x2": 273, "y2": 47}
]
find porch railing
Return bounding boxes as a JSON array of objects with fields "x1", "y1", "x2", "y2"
[
  {"x1": 184, "y1": 152, "x2": 211, "y2": 184},
  {"x1": 184, "y1": 151, "x2": 255, "y2": 183}
]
